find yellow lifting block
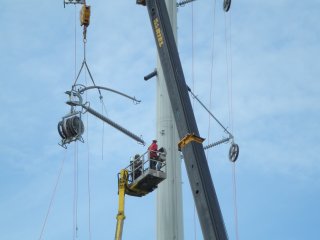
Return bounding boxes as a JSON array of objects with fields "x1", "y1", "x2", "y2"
[
  {"x1": 80, "y1": 4, "x2": 91, "y2": 27},
  {"x1": 178, "y1": 133, "x2": 205, "y2": 151}
]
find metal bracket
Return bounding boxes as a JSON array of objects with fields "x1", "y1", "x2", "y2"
[
  {"x1": 64, "y1": 0, "x2": 85, "y2": 8},
  {"x1": 178, "y1": 133, "x2": 205, "y2": 151},
  {"x1": 144, "y1": 69, "x2": 157, "y2": 81}
]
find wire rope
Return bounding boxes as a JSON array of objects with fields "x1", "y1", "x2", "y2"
[
  {"x1": 73, "y1": 5, "x2": 79, "y2": 239},
  {"x1": 228, "y1": 11, "x2": 234, "y2": 132},
  {"x1": 73, "y1": 142, "x2": 79, "y2": 239},
  {"x1": 173, "y1": 141, "x2": 178, "y2": 238},
  {"x1": 224, "y1": 11, "x2": 234, "y2": 132},
  {"x1": 232, "y1": 163, "x2": 239, "y2": 240},
  {"x1": 206, "y1": 0, "x2": 217, "y2": 160},
  {"x1": 224, "y1": 13, "x2": 231, "y2": 128},
  {"x1": 191, "y1": 3, "x2": 197, "y2": 240},
  {"x1": 67, "y1": 2, "x2": 98, "y2": 239},
  {"x1": 191, "y1": 2, "x2": 195, "y2": 109},
  {"x1": 193, "y1": 204, "x2": 197, "y2": 240},
  {"x1": 100, "y1": 97, "x2": 110, "y2": 162},
  {"x1": 82, "y1": 52, "x2": 93, "y2": 239},
  {"x1": 74, "y1": 4, "x2": 77, "y2": 83},
  {"x1": 224, "y1": 9, "x2": 239, "y2": 240},
  {"x1": 86, "y1": 113, "x2": 92, "y2": 240},
  {"x1": 101, "y1": 100, "x2": 105, "y2": 161},
  {"x1": 38, "y1": 149, "x2": 67, "y2": 240}
]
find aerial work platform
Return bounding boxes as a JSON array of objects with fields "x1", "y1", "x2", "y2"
[
  {"x1": 126, "y1": 168, "x2": 166, "y2": 197},
  {"x1": 119, "y1": 149, "x2": 167, "y2": 197},
  {"x1": 115, "y1": 148, "x2": 167, "y2": 240}
]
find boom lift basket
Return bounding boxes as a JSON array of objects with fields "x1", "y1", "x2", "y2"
[
  {"x1": 120, "y1": 149, "x2": 167, "y2": 197},
  {"x1": 115, "y1": 149, "x2": 167, "y2": 239}
]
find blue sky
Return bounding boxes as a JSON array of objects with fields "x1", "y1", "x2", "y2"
[{"x1": 0, "y1": 0, "x2": 319, "y2": 240}]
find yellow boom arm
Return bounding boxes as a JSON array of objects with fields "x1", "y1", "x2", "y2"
[{"x1": 115, "y1": 169, "x2": 128, "y2": 240}]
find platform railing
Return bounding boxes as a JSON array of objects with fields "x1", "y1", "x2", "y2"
[{"x1": 124, "y1": 150, "x2": 167, "y2": 184}]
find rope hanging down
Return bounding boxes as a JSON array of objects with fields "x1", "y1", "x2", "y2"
[
  {"x1": 223, "y1": 6, "x2": 240, "y2": 240},
  {"x1": 38, "y1": 150, "x2": 67, "y2": 240},
  {"x1": 207, "y1": 0, "x2": 217, "y2": 161}
]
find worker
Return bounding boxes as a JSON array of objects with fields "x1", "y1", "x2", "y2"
[
  {"x1": 157, "y1": 147, "x2": 167, "y2": 171},
  {"x1": 148, "y1": 140, "x2": 158, "y2": 169},
  {"x1": 134, "y1": 154, "x2": 142, "y2": 179}
]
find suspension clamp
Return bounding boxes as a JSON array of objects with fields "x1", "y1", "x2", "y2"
[{"x1": 178, "y1": 133, "x2": 205, "y2": 151}]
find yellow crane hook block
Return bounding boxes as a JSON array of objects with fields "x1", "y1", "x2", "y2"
[{"x1": 80, "y1": 4, "x2": 90, "y2": 27}]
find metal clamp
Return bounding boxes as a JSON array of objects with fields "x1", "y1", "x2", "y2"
[
  {"x1": 64, "y1": 0, "x2": 85, "y2": 8},
  {"x1": 178, "y1": 133, "x2": 205, "y2": 151}
]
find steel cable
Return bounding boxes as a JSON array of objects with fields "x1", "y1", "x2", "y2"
[
  {"x1": 38, "y1": 150, "x2": 67, "y2": 240},
  {"x1": 73, "y1": 142, "x2": 79, "y2": 239},
  {"x1": 206, "y1": 0, "x2": 217, "y2": 159},
  {"x1": 225, "y1": 9, "x2": 239, "y2": 240}
]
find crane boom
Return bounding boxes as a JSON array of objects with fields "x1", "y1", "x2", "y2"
[{"x1": 139, "y1": 0, "x2": 229, "y2": 239}]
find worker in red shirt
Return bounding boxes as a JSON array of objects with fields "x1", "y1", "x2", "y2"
[{"x1": 148, "y1": 140, "x2": 158, "y2": 169}]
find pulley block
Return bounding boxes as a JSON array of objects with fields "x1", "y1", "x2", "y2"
[
  {"x1": 80, "y1": 4, "x2": 91, "y2": 27},
  {"x1": 229, "y1": 143, "x2": 239, "y2": 162},
  {"x1": 223, "y1": 0, "x2": 231, "y2": 12},
  {"x1": 58, "y1": 115, "x2": 84, "y2": 141}
]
